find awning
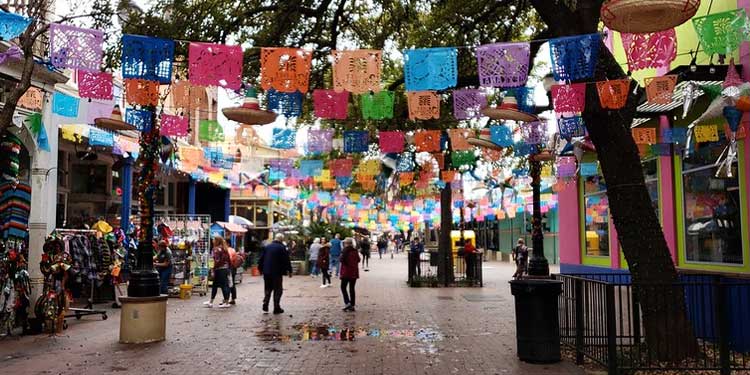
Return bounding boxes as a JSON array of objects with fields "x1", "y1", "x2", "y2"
[{"x1": 215, "y1": 221, "x2": 248, "y2": 233}]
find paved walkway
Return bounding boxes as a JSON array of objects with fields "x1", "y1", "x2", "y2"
[{"x1": 0, "y1": 254, "x2": 583, "y2": 375}]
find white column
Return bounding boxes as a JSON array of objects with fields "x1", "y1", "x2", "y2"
[{"x1": 27, "y1": 91, "x2": 59, "y2": 316}]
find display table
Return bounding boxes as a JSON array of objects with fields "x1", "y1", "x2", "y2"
[{"x1": 119, "y1": 295, "x2": 168, "y2": 344}]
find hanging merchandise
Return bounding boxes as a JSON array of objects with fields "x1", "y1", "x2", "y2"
[
  {"x1": 475, "y1": 42, "x2": 530, "y2": 88},
  {"x1": 414, "y1": 130, "x2": 442, "y2": 152},
  {"x1": 379, "y1": 130, "x2": 404, "y2": 153},
  {"x1": 361, "y1": 91, "x2": 394, "y2": 120},
  {"x1": 331, "y1": 50, "x2": 382, "y2": 94},
  {"x1": 632, "y1": 128, "x2": 657, "y2": 144},
  {"x1": 403, "y1": 47, "x2": 457, "y2": 91},
  {"x1": 448, "y1": 128, "x2": 473, "y2": 151},
  {"x1": 260, "y1": 48, "x2": 313, "y2": 93},
  {"x1": 313, "y1": 89, "x2": 349, "y2": 119},
  {"x1": 266, "y1": 89, "x2": 303, "y2": 117},
  {"x1": 692, "y1": 9, "x2": 748, "y2": 56},
  {"x1": 78, "y1": 71, "x2": 113, "y2": 100},
  {"x1": 188, "y1": 42, "x2": 243, "y2": 89},
  {"x1": 52, "y1": 92, "x2": 80, "y2": 118},
  {"x1": 18, "y1": 87, "x2": 43, "y2": 111},
  {"x1": 126, "y1": 108, "x2": 154, "y2": 132},
  {"x1": 307, "y1": 129, "x2": 333, "y2": 153},
  {"x1": 331, "y1": 158, "x2": 354, "y2": 177},
  {"x1": 596, "y1": 79, "x2": 630, "y2": 109},
  {"x1": 406, "y1": 91, "x2": 440, "y2": 120},
  {"x1": 453, "y1": 89, "x2": 487, "y2": 120},
  {"x1": 548, "y1": 33, "x2": 600, "y2": 81},
  {"x1": 343, "y1": 130, "x2": 369, "y2": 153},
  {"x1": 121, "y1": 34, "x2": 174, "y2": 84},
  {"x1": 49, "y1": 23, "x2": 104, "y2": 72},
  {"x1": 558, "y1": 116, "x2": 586, "y2": 140},
  {"x1": 551, "y1": 83, "x2": 586, "y2": 116},
  {"x1": 125, "y1": 78, "x2": 160, "y2": 106},
  {"x1": 160, "y1": 114, "x2": 189, "y2": 137},
  {"x1": 601, "y1": 0, "x2": 699, "y2": 34},
  {"x1": 621, "y1": 29, "x2": 677, "y2": 72},
  {"x1": 490, "y1": 125, "x2": 514, "y2": 148},
  {"x1": 271, "y1": 128, "x2": 296, "y2": 149},
  {"x1": 645, "y1": 75, "x2": 677, "y2": 105},
  {"x1": 0, "y1": 12, "x2": 31, "y2": 40}
]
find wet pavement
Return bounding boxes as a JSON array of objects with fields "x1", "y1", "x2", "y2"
[{"x1": 0, "y1": 254, "x2": 583, "y2": 374}]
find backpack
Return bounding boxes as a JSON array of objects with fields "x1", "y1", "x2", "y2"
[{"x1": 228, "y1": 247, "x2": 244, "y2": 268}]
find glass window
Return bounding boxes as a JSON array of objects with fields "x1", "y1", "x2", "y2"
[
  {"x1": 584, "y1": 174, "x2": 609, "y2": 257},
  {"x1": 71, "y1": 164, "x2": 107, "y2": 194},
  {"x1": 683, "y1": 138, "x2": 742, "y2": 265}
]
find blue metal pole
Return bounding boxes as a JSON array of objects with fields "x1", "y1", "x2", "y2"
[
  {"x1": 120, "y1": 157, "x2": 133, "y2": 271},
  {"x1": 188, "y1": 177, "x2": 196, "y2": 215},
  {"x1": 224, "y1": 188, "x2": 231, "y2": 221}
]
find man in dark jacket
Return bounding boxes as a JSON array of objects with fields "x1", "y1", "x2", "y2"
[{"x1": 258, "y1": 233, "x2": 293, "y2": 314}]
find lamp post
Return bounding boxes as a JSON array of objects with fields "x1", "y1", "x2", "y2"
[{"x1": 526, "y1": 155, "x2": 549, "y2": 277}]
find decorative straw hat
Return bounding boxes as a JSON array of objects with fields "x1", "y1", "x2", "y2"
[
  {"x1": 481, "y1": 96, "x2": 539, "y2": 123},
  {"x1": 601, "y1": 0, "x2": 700, "y2": 34},
  {"x1": 94, "y1": 105, "x2": 136, "y2": 131},
  {"x1": 222, "y1": 86, "x2": 277, "y2": 125},
  {"x1": 467, "y1": 127, "x2": 503, "y2": 151}
]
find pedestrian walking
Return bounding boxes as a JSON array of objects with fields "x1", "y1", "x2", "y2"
[
  {"x1": 309, "y1": 238, "x2": 321, "y2": 277},
  {"x1": 329, "y1": 233, "x2": 342, "y2": 276},
  {"x1": 377, "y1": 236, "x2": 386, "y2": 259},
  {"x1": 153, "y1": 240, "x2": 173, "y2": 295},
  {"x1": 318, "y1": 240, "x2": 332, "y2": 288},
  {"x1": 409, "y1": 237, "x2": 424, "y2": 279},
  {"x1": 339, "y1": 237, "x2": 361, "y2": 312},
  {"x1": 512, "y1": 238, "x2": 529, "y2": 279},
  {"x1": 204, "y1": 236, "x2": 231, "y2": 308},
  {"x1": 358, "y1": 235, "x2": 370, "y2": 271},
  {"x1": 228, "y1": 246, "x2": 245, "y2": 305},
  {"x1": 259, "y1": 233, "x2": 293, "y2": 314}
]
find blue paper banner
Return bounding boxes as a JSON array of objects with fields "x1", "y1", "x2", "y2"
[
  {"x1": 558, "y1": 116, "x2": 586, "y2": 140},
  {"x1": 300, "y1": 160, "x2": 324, "y2": 177},
  {"x1": 121, "y1": 34, "x2": 174, "y2": 84},
  {"x1": 580, "y1": 162, "x2": 598, "y2": 176},
  {"x1": 0, "y1": 12, "x2": 31, "y2": 41},
  {"x1": 490, "y1": 125, "x2": 514, "y2": 147},
  {"x1": 125, "y1": 108, "x2": 153, "y2": 132},
  {"x1": 549, "y1": 33, "x2": 600, "y2": 81},
  {"x1": 267, "y1": 89, "x2": 303, "y2": 117},
  {"x1": 88, "y1": 128, "x2": 114, "y2": 147},
  {"x1": 404, "y1": 47, "x2": 458, "y2": 91},
  {"x1": 336, "y1": 176, "x2": 353, "y2": 188},
  {"x1": 396, "y1": 153, "x2": 414, "y2": 172},
  {"x1": 271, "y1": 128, "x2": 296, "y2": 149},
  {"x1": 52, "y1": 92, "x2": 79, "y2": 118},
  {"x1": 343, "y1": 130, "x2": 369, "y2": 153}
]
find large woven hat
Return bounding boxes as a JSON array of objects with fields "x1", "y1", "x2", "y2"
[
  {"x1": 94, "y1": 105, "x2": 136, "y2": 131},
  {"x1": 601, "y1": 0, "x2": 700, "y2": 34},
  {"x1": 222, "y1": 86, "x2": 277, "y2": 125},
  {"x1": 481, "y1": 96, "x2": 538, "y2": 123}
]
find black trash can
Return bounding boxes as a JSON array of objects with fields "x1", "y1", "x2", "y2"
[{"x1": 509, "y1": 279, "x2": 563, "y2": 363}]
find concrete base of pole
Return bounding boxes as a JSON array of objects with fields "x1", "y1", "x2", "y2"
[{"x1": 119, "y1": 295, "x2": 168, "y2": 344}]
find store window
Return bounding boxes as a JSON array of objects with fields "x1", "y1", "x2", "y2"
[
  {"x1": 683, "y1": 138, "x2": 742, "y2": 265},
  {"x1": 583, "y1": 174, "x2": 609, "y2": 257},
  {"x1": 71, "y1": 164, "x2": 107, "y2": 194}
]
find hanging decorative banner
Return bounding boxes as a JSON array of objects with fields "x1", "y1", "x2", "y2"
[
  {"x1": 650, "y1": 143, "x2": 673, "y2": 156},
  {"x1": 514, "y1": 142, "x2": 537, "y2": 157},
  {"x1": 441, "y1": 170, "x2": 457, "y2": 183},
  {"x1": 482, "y1": 147, "x2": 503, "y2": 162},
  {"x1": 406, "y1": 91, "x2": 440, "y2": 120},
  {"x1": 18, "y1": 87, "x2": 43, "y2": 111},
  {"x1": 448, "y1": 128, "x2": 473, "y2": 151},
  {"x1": 360, "y1": 179, "x2": 377, "y2": 191},
  {"x1": 475, "y1": 42, "x2": 530, "y2": 88},
  {"x1": 125, "y1": 78, "x2": 160, "y2": 106},
  {"x1": 414, "y1": 130, "x2": 442, "y2": 152},
  {"x1": 621, "y1": 29, "x2": 677, "y2": 72},
  {"x1": 0, "y1": 12, "x2": 31, "y2": 41},
  {"x1": 432, "y1": 153, "x2": 445, "y2": 170},
  {"x1": 172, "y1": 81, "x2": 205, "y2": 109},
  {"x1": 49, "y1": 23, "x2": 103, "y2": 72},
  {"x1": 188, "y1": 42, "x2": 243, "y2": 89},
  {"x1": 198, "y1": 119, "x2": 224, "y2": 141},
  {"x1": 125, "y1": 108, "x2": 153, "y2": 132},
  {"x1": 580, "y1": 162, "x2": 598, "y2": 176},
  {"x1": 521, "y1": 121, "x2": 546, "y2": 145},
  {"x1": 490, "y1": 125, "x2": 514, "y2": 147},
  {"x1": 267, "y1": 89, "x2": 303, "y2": 117},
  {"x1": 514, "y1": 87, "x2": 536, "y2": 115},
  {"x1": 548, "y1": 33, "x2": 600, "y2": 81},
  {"x1": 331, "y1": 159, "x2": 354, "y2": 177},
  {"x1": 596, "y1": 79, "x2": 630, "y2": 110},
  {"x1": 356, "y1": 172, "x2": 372, "y2": 183},
  {"x1": 453, "y1": 89, "x2": 487, "y2": 120},
  {"x1": 693, "y1": 124, "x2": 719, "y2": 143},
  {"x1": 121, "y1": 34, "x2": 174, "y2": 84},
  {"x1": 313, "y1": 89, "x2": 349, "y2": 119},
  {"x1": 337, "y1": 176, "x2": 354, "y2": 189},
  {"x1": 88, "y1": 127, "x2": 114, "y2": 147},
  {"x1": 632, "y1": 128, "x2": 657, "y2": 144},
  {"x1": 307, "y1": 129, "x2": 333, "y2": 153},
  {"x1": 358, "y1": 159, "x2": 380, "y2": 175},
  {"x1": 361, "y1": 91, "x2": 394, "y2": 120},
  {"x1": 271, "y1": 128, "x2": 297, "y2": 149},
  {"x1": 260, "y1": 48, "x2": 313, "y2": 93},
  {"x1": 78, "y1": 71, "x2": 113, "y2": 100},
  {"x1": 399, "y1": 172, "x2": 414, "y2": 186},
  {"x1": 331, "y1": 50, "x2": 382, "y2": 94},
  {"x1": 160, "y1": 114, "x2": 189, "y2": 136},
  {"x1": 664, "y1": 127, "x2": 689, "y2": 144},
  {"x1": 404, "y1": 47, "x2": 457, "y2": 91},
  {"x1": 551, "y1": 83, "x2": 586, "y2": 115},
  {"x1": 343, "y1": 130, "x2": 369, "y2": 153},
  {"x1": 556, "y1": 156, "x2": 577, "y2": 177},
  {"x1": 52, "y1": 92, "x2": 79, "y2": 118},
  {"x1": 558, "y1": 116, "x2": 586, "y2": 140},
  {"x1": 300, "y1": 160, "x2": 324, "y2": 177},
  {"x1": 85, "y1": 100, "x2": 112, "y2": 124},
  {"x1": 269, "y1": 158, "x2": 294, "y2": 174},
  {"x1": 379, "y1": 131, "x2": 404, "y2": 153},
  {"x1": 692, "y1": 9, "x2": 748, "y2": 56},
  {"x1": 451, "y1": 150, "x2": 476, "y2": 167},
  {"x1": 645, "y1": 75, "x2": 677, "y2": 105},
  {"x1": 396, "y1": 153, "x2": 414, "y2": 172}
]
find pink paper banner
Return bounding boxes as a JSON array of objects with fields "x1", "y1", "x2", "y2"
[
  {"x1": 378, "y1": 131, "x2": 404, "y2": 153},
  {"x1": 552, "y1": 83, "x2": 586, "y2": 116},
  {"x1": 78, "y1": 71, "x2": 113, "y2": 100},
  {"x1": 160, "y1": 114, "x2": 189, "y2": 137},
  {"x1": 188, "y1": 42, "x2": 243, "y2": 89},
  {"x1": 313, "y1": 89, "x2": 349, "y2": 119}
]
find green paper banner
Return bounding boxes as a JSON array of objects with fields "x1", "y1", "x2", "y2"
[
  {"x1": 199, "y1": 119, "x2": 224, "y2": 142},
  {"x1": 361, "y1": 91, "x2": 394, "y2": 120}
]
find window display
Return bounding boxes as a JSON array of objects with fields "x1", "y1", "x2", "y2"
[{"x1": 583, "y1": 175, "x2": 609, "y2": 257}]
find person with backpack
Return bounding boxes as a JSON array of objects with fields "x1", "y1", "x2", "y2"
[
  {"x1": 204, "y1": 236, "x2": 231, "y2": 308},
  {"x1": 512, "y1": 238, "x2": 529, "y2": 279},
  {"x1": 358, "y1": 235, "x2": 370, "y2": 271},
  {"x1": 228, "y1": 245, "x2": 245, "y2": 305}
]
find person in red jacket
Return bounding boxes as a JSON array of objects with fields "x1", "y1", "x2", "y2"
[{"x1": 339, "y1": 237, "x2": 361, "y2": 312}]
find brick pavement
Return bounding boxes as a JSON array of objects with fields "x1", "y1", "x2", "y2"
[{"x1": 0, "y1": 254, "x2": 583, "y2": 375}]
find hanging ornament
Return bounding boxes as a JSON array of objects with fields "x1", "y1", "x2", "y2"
[
  {"x1": 644, "y1": 75, "x2": 677, "y2": 105},
  {"x1": 475, "y1": 42, "x2": 530, "y2": 88},
  {"x1": 596, "y1": 79, "x2": 630, "y2": 110},
  {"x1": 552, "y1": 83, "x2": 586, "y2": 115},
  {"x1": 601, "y1": 0, "x2": 699, "y2": 34},
  {"x1": 716, "y1": 106, "x2": 743, "y2": 178},
  {"x1": 621, "y1": 29, "x2": 677, "y2": 72},
  {"x1": 331, "y1": 50, "x2": 382, "y2": 94},
  {"x1": 692, "y1": 9, "x2": 748, "y2": 56}
]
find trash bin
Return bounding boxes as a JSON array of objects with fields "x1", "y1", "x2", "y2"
[{"x1": 509, "y1": 279, "x2": 563, "y2": 363}]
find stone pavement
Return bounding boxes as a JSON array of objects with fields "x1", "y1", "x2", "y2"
[{"x1": 0, "y1": 254, "x2": 584, "y2": 375}]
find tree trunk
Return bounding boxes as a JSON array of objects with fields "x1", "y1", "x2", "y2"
[{"x1": 439, "y1": 176, "x2": 454, "y2": 286}]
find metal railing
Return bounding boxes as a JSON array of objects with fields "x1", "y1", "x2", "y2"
[
  {"x1": 554, "y1": 273, "x2": 750, "y2": 374},
  {"x1": 407, "y1": 251, "x2": 482, "y2": 287}
]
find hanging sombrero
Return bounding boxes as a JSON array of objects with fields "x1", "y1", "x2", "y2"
[
  {"x1": 222, "y1": 86, "x2": 277, "y2": 125},
  {"x1": 481, "y1": 96, "x2": 539, "y2": 123},
  {"x1": 467, "y1": 127, "x2": 503, "y2": 151},
  {"x1": 94, "y1": 105, "x2": 136, "y2": 131},
  {"x1": 601, "y1": 0, "x2": 700, "y2": 34},
  {"x1": 530, "y1": 151, "x2": 556, "y2": 162}
]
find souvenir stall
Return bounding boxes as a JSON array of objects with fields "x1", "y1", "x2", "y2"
[{"x1": 156, "y1": 215, "x2": 211, "y2": 296}]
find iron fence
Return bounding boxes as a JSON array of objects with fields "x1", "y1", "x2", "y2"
[
  {"x1": 408, "y1": 251, "x2": 482, "y2": 287},
  {"x1": 554, "y1": 273, "x2": 750, "y2": 374}
]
